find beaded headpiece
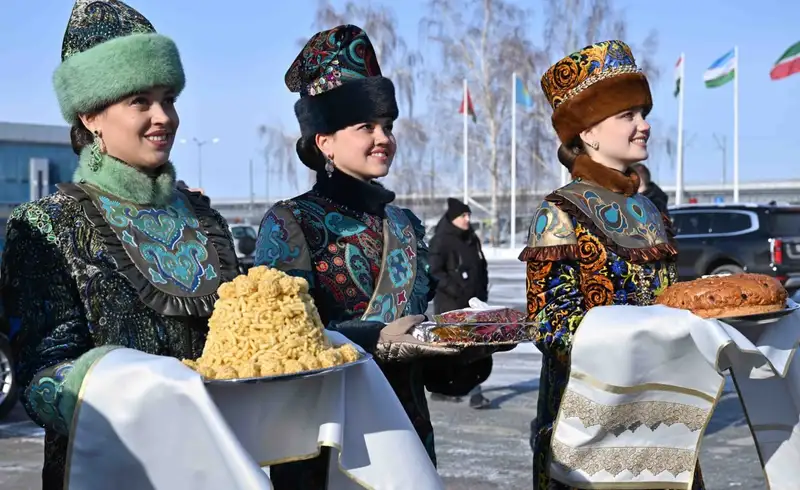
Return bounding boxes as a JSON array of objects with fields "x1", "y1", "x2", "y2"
[
  {"x1": 541, "y1": 40, "x2": 652, "y2": 145},
  {"x1": 287, "y1": 24, "x2": 398, "y2": 171},
  {"x1": 61, "y1": 0, "x2": 155, "y2": 61},
  {"x1": 54, "y1": 0, "x2": 185, "y2": 124},
  {"x1": 286, "y1": 25, "x2": 382, "y2": 97}
]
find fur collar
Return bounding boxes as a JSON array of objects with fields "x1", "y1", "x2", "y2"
[
  {"x1": 73, "y1": 148, "x2": 177, "y2": 206},
  {"x1": 570, "y1": 154, "x2": 640, "y2": 196},
  {"x1": 313, "y1": 169, "x2": 396, "y2": 217}
]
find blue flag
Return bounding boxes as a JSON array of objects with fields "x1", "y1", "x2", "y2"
[{"x1": 516, "y1": 76, "x2": 533, "y2": 108}]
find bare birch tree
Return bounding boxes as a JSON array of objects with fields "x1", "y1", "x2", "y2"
[
  {"x1": 421, "y1": 0, "x2": 546, "y2": 244},
  {"x1": 418, "y1": 0, "x2": 663, "y2": 244},
  {"x1": 255, "y1": 0, "x2": 663, "y2": 234},
  {"x1": 256, "y1": 124, "x2": 303, "y2": 191}
]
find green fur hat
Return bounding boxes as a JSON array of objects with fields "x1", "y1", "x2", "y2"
[{"x1": 54, "y1": 0, "x2": 186, "y2": 125}]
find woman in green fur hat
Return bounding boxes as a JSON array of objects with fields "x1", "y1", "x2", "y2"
[{"x1": 0, "y1": 1, "x2": 239, "y2": 487}]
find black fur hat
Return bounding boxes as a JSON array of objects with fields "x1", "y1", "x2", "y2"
[{"x1": 286, "y1": 24, "x2": 399, "y2": 170}]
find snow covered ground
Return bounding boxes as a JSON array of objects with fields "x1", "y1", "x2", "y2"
[{"x1": 0, "y1": 259, "x2": 764, "y2": 489}]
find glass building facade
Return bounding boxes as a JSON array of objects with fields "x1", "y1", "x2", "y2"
[
  {"x1": 0, "y1": 142, "x2": 76, "y2": 202},
  {"x1": 0, "y1": 122, "x2": 76, "y2": 227}
]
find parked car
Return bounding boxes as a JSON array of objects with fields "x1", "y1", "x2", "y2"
[
  {"x1": 670, "y1": 203, "x2": 800, "y2": 292},
  {"x1": 0, "y1": 331, "x2": 17, "y2": 420},
  {"x1": 0, "y1": 237, "x2": 16, "y2": 420},
  {"x1": 230, "y1": 224, "x2": 257, "y2": 273}
]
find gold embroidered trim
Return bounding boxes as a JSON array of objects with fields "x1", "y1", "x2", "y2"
[
  {"x1": 560, "y1": 390, "x2": 709, "y2": 435},
  {"x1": 558, "y1": 65, "x2": 642, "y2": 107},
  {"x1": 570, "y1": 370, "x2": 717, "y2": 403},
  {"x1": 552, "y1": 439, "x2": 695, "y2": 477}
]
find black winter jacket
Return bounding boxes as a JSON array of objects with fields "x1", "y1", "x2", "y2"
[
  {"x1": 643, "y1": 182, "x2": 669, "y2": 216},
  {"x1": 428, "y1": 217, "x2": 489, "y2": 314}
]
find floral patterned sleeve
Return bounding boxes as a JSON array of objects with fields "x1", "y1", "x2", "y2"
[
  {"x1": 1, "y1": 201, "x2": 95, "y2": 435},
  {"x1": 525, "y1": 259, "x2": 585, "y2": 360},
  {"x1": 520, "y1": 200, "x2": 589, "y2": 360}
]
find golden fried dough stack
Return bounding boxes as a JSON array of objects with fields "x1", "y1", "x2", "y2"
[{"x1": 183, "y1": 266, "x2": 360, "y2": 380}]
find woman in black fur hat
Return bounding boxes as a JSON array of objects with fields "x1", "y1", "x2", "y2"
[{"x1": 254, "y1": 25, "x2": 492, "y2": 489}]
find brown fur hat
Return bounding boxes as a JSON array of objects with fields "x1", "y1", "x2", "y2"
[{"x1": 541, "y1": 40, "x2": 652, "y2": 145}]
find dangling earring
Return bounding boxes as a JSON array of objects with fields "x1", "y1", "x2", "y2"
[
  {"x1": 324, "y1": 155, "x2": 335, "y2": 178},
  {"x1": 587, "y1": 141, "x2": 599, "y2": 151},
  {"x1": 89, "y1": 130, "x2": 106, "y2": 172}
]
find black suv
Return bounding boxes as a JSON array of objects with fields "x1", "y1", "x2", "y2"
[{"x1": 670, "y1": 204, "x2": 800, "y2": 291}]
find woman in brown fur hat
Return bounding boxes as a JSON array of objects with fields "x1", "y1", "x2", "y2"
[{"x1": 521, "y1": 40, "x2": 704, "y2": 489}]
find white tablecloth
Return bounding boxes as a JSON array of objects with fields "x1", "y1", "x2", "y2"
[
  {"x1": 550, "y1": 304, "x2": 800, "y2": 489},
  {"x1": 65, "y1": 331, "x2": 443, "y2": 490}
]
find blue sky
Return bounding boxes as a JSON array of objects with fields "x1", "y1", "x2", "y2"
[{"x1": 0, "y1": 0, "x2": 798, "y2": 200}]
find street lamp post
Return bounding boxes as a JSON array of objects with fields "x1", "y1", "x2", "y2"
[{"x1": 180, "y1": 137, "x2": 219, "y2": 189}]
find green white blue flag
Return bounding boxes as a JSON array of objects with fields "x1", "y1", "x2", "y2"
[{"x1": 704, "y1": 49, "x2": 736, "y2": 88}]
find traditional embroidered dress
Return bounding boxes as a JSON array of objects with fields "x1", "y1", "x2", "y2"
[
  {"x1": 1, "y1": 2, "x2": 237, "y2": 488},
  {"x1": 257, "y1": 171, "x2": 488, "y2": 488},
  {"x1": 259, "y1": 25, "x2": 489, "y2": 488},
  {"x1": 2, "y1": 154, "x2": 238, "y2": 488},
  {"x1": 526, "y1": 39, "x2": 704, "y2": 489},
  {"x1": 522, "y1": 166, "x2": 706, "y2": 489}
]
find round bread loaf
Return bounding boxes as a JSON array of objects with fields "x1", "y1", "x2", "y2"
[{"x1": 655, "y1": 273, "x2": 787, "y2": 319}]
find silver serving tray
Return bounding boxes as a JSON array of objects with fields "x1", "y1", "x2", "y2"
[
  {"x1": 413, "y1": 322, "x2": 536, "y2": 346},
  {"x1": 719, "y1": 299, "x2": 800, "y2": 326},
  {"x1": 203, "y1": 351, "x2": 372, "y2": 385}
]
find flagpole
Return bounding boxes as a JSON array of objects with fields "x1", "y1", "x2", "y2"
[
  {"x1": 249, "y1": 158, "x2": 255, "y2": 222},
  {"x1": 676, "y1": 53, "x2": 685, "y2": 206},
  {"x1": 510, "y1": 72, "x2": 517, "y2": 250},
  {"x1": 733, "y1": 45, "x2": 740, "y2": 203},
  {"x1": 463, "y1": 78, "x2": 469, "y2": 204}
]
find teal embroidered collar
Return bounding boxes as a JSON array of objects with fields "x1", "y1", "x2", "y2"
[
  {"x1": 73, "y1": 147, "x2": 177, "y2": 206},
  {"x1": 56, "y1": 182, "x2": 239, "y2": 317}
]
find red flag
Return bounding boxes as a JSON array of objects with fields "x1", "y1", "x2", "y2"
[
  {"x1": 770, "y1": 41, "x2": 800, "y2": 81},
  {"x1": 459, "y1": 88, "x2": 477, "y2": 123}
]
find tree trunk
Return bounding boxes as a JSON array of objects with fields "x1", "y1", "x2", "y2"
[{"x1": 490, "y1": 166, "x2": 499, "y2": 246}]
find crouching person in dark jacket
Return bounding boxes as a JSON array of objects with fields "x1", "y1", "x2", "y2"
[{"x1": 428, "y1": 198, "x2": 492, "y2": 409}]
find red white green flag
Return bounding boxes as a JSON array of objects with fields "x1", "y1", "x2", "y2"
[
  {"x1": 459, "y1": 88, "x2": 477, "y2": 123},
  {"x1": 674, "y1": 55, "x2": 684, "y2": 97},
  {"x1": 771, "y1": 41, "x2": 800, "y2": 81}
]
